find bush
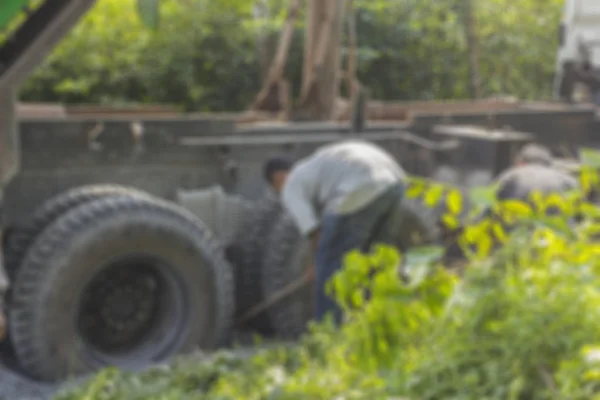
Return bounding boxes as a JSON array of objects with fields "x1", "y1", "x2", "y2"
[
  {"x1": 21, "y1": 0, "x2": 263, "y2": 111},
  {"x1": 53, "y1": 175, "x2": 600, "y2": 399}
]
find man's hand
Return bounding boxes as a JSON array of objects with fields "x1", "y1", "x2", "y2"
[
  {"x1": 310, "y1": 229, "x2": 321, "y2": 253},
  {"x1": 304, "y1": 229, "x2": 320, "y2": 283},
  {"x1": 304, "y1": 265, "x2": 315, "y2": 282}
]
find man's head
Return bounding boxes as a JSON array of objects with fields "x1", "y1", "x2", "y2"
[
  {"x1": 264, "y1": 156, "x2": 293, "y2": 194},
  {"x1": 515, "y1": 143, "x2": 553, "y2": 167}
]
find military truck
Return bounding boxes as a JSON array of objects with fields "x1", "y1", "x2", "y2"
[{"x1": 1, "y1": 0, "x2": 600, "y2": 384}]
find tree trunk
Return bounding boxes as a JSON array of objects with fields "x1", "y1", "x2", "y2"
[
  {"x1": 464, "y1": 0, "x2": 480, "y2": 99},
  {"x1": 250, "y1": 0, "x2": 302, "y2": 115},
  {"x1": 294, "y1": 0, "x2": 346, "y2": 121},
  {"x1": 253, "y1": 0, "x2": 272, "y2": 83}
]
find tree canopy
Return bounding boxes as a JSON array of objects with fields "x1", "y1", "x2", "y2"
[{"x1": 21, "y1": 0, "x2": 564, "y2": 111}]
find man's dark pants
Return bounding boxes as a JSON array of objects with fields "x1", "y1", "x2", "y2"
[{"x1": 315, "y1": 183, "x2": 405, "y2": 324}]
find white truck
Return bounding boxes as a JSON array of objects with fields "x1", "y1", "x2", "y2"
[{"x1": 554, "y1": 0, "x2": 600, "y2": 103}]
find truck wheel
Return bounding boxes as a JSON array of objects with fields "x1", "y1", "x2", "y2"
[
  {"x1": 9, "y1": 196, "x2": 234, "y2": 381},
  {"x1": 5, "y1": 184, "x2": 149, "y2": 280},
  {"x1": 261, "y1": 214, "x2": 313, "y2": 339},
  {"x1": 234, "y1": 194, "x2": 283, "y2": 334}
]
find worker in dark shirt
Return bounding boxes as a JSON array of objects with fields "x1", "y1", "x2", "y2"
[
  {"x1": 447, "y1": 144, "x2": 580, "y2": 262},
  {"x1": 494, "y1": 144, "x2": 578, "y2": 203}
]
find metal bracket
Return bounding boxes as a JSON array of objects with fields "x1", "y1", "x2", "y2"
[
  {"x1": 215, "y1": 146, "x2": 239, "y2": 186},
  {"x1": 86, "y1": 122, "x2": 105, "y2": 152}
]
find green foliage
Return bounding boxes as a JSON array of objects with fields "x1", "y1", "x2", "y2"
[
  {"x1": 21, "y1": 0, "x2": 262, "y2": 111},
  {"x1": 398, "y1": 228, "x2": 600, "y2": 399},
  {"x1": 476, "y1": 0, "x2": 564, "y2": 99},
  {"x1": 54, "y1": 225, "x2": 600, "y2": 399},
  {"x1": 21, "y1": 0, "x2": 564, "y2": 110},
  {"x1": 137, "y1": 0, "x2": 161, "y2": 30},
  {"x1": 54, "y1": 164, "x2": 600, "y2": 399}
]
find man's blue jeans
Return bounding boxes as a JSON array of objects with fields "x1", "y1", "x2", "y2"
[{"x1": 315, "y1": 184, "x2": 404, "y2": 324}]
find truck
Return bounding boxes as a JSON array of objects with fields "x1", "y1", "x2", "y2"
[
  {"x1": 554, "y1": 0, "x2": 600, "y2": 103},
  {"x1": 0, "y1": 0, "x2": 599, "y2": 384}
]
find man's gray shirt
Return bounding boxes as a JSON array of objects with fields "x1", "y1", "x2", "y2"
[
  {"x1": 281, "y1": 140, "x2": 406, "y2": 236},
  {"x1": 495, "y1": 164, "x2": 579, "y2": 202}
]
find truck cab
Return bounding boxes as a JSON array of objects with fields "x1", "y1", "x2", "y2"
[{"x1": 554, "y1": 0, "x2": 600, "y2": 103}]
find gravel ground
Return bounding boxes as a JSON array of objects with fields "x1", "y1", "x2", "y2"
[
  {"x1": 0, "y1": 329, "x2": 275, "y2": 400},
  {"x1": 0, "y1": 364, "x2": 58, "y2": 400}
]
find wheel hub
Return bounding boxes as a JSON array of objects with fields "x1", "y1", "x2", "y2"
[{"x1": 78, "y1": 261, "x2": 164, "y2": 353}]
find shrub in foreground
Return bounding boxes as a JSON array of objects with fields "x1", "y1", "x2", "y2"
[{"x1": 55, "y1": 205, "x2": 600, "y2": 399}]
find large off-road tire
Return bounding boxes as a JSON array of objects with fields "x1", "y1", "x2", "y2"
[
  {"x1": 5, "y1": 184, "x2": 150, "y2": 280},
  {"x1": 1, "y1": 185, "x2": 151, "y2": 362},
  {"x1": 261, "y1": 214, "x2": 313, "y2": 340},
  {"x1": 234, "y1": 194, "x2": 283, "y2": 334},
  {"x1": 9, "y1": 196, "x2": 234, "y2": 382}
]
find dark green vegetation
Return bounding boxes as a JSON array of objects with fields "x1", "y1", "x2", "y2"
[
  {"x1": 52, "y1": 166, "x2": 600, "y2": 399},
  {"x1": 21, "y1": 0, "x2": 562, "y2": 111}
]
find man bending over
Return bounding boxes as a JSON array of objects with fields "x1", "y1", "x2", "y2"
[
  {"x1": 281, "y1": 140, "x2": 406, "y2": 324},
  {"x1": 495, "y1": 143, "x2": 578, "y2": 203}
]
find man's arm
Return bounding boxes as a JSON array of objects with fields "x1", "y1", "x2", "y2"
[
  {"x1": 301, "y1": 228, "x2": 320, "y2": 281},
  {"x1": 281, "y1": 166, "x2": 320, "y2": 281},
  {"x1": 281, "y1": 166, "x2": 320, "y2": 238}
]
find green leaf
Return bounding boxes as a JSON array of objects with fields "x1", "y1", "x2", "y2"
[
  {"x1": 446, "y1": 189, "x2": 463, "y2": 215},
  {"x1": 404, "y1": 246, "x2": 444, "y2": 266},
  {"x1": 469, "y1": 185, "x2": 496, "y2": 208},
  {"x1": 581, "y1": 148, "x2": 600, "y2": 168},
  {"x1": 406, "y1": 178, "x2": 427, "y2": 199},
  {"x1": 424, "y1": 184, "x2": 445, "y2": 208}
]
